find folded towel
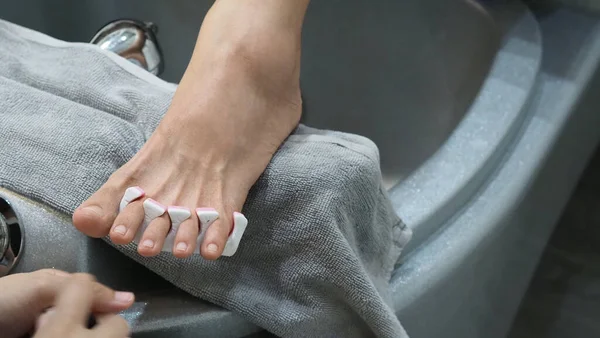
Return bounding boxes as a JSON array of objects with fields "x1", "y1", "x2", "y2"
[{"x1": 0, "y1": 20, "x2": 411, "y2": 337}]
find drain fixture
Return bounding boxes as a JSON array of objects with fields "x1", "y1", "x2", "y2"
[{"x1": 0, "y1": 198, "x2": 23, "y2": 277}]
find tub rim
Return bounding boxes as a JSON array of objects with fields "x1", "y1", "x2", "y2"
[{"x1": 389, "y1": 2, "x2": 543, "y2": 257}]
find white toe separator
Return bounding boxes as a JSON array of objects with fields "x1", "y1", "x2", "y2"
[
  {"x1": 195, "y1": 208, "x2": 220, "y2": 254},
  {"x1": 119, "y1": 186, "x2": 145, "y2": 212},
  {"x1": 164, "y1": 207, "x2": 192, "y2": 252},
  {"x1": 221, "y1": 212, "x2": 248, "y2": 257},
  {"x1": 133, "y1": 198, "x2": 166, "y2": 244}
]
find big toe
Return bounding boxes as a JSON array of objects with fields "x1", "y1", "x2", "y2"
[{"x1": 73, "y1": 185, "x2": 121, "y2": 238}]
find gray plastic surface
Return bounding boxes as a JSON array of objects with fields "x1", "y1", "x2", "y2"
[
  {"x1": 393, "y1": 4, "x2": 543, "y2": 256},
  {"x1": 393, "y1": 8, "x2": 600, "y2": 338},
  {"x1": 2, "y1": 1, "x2": 600, "y2": 338}
]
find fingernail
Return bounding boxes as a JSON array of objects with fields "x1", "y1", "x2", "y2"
[
  {"x1": 176, "y1": 242, "x2": 188, "y2": 252},
  {"x1": 112, "y1": 225, "x2": 127, "y2": 235},
  {"x1": 207, "y1": 243, "x2": 219, "y2": 253},
  {"x1": 114, "y1": 291, "x2": 134, "y2": 304},
  {"x1": 142, "y1": 239, "x2": 154, "y2": 249},
  {"x1": 82, "y1": 205, "x2": 103, "y2": 217}
]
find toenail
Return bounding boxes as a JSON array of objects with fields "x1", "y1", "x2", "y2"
[
  {"x1": 82, "y1": 205, "x2": 103, "y2": 217},
  {"x1": 142, "y1": 239, "x2": 155, "y2": 249},
  {"x1": 207, "y1": 243, "x2": 219, "y2": 253},
  {"x1": 113, "y1": 225, "x2": 127, "y2": 235},
  {"x1": 176, "y1": 242, "x2": 188, "y2": 252}
]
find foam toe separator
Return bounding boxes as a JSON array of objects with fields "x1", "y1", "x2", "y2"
[
  {"x1": 195, "y1": 208, "x2": 220, "y2": 254},
  {"x1": 221, "y1": 212, "x2": 248, "y2": 257},
  {"x1": 119, "y1": 186, "x2": 145, "y2": 212},
  {"x1": 164, "y1": 207, "x2": 191, "y2": 252},
  {"x1": 133, "y1": 198, "x2": 166, "y2": 244}
]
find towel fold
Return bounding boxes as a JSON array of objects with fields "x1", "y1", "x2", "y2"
[{"x1": 0, "y1": 20, "x2": 411, "y2": 337}]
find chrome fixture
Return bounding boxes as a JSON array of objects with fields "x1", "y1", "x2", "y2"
[
  {"x1": 91, "y1": 19, "x2": 164, "y2": 76},
  {"x1": 0, "y1": 198, "x2": 23, "y2": 277}
]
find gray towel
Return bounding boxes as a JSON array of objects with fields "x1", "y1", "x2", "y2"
[{"x1": 0, "y1": 20, "x2": 411, "y2": 338}]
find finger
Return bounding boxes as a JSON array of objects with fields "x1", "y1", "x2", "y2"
[
  {"x1": 52, "y1": 273, "x2": 97, "y2": 325},
  {"x1": 35, "y1": 268, "x2": 70, "y2": 278},
  {"x1": 35, "y1": 308, "x2": 55, "y2": 331},
  {"x1": 94, "y1": 314, "x2": 130, "y2": 337},
  {"x1": 28, "y1": 269, "x2": 71, "y2": 308},
  {"x1": 86, "y1": 283, "x2": 135, "y2": 313},
  {"x1": 32, "y1": 270, "x2": 134, "y2": 313}
]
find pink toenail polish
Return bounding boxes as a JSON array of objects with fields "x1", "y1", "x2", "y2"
[
  {"x1": 113, "y1": 225, "x2": 127, "y2": 235},
  {"x1": 176, "y1": 242, "x2": 188, "y2": 252},
  {"x1": 142, "y1": 239, "x2": 154, "y2": 249}
]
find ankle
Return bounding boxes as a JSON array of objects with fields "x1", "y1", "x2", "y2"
[{"x1": 191, "y1": 5, "x2": 304, "y2": 102}]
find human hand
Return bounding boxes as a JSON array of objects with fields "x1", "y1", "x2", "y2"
[
  {"x1": 32, "y1": 273, "x2": 130, "y2": 338},
  {"x1": 0, "y1": 269, "x2": 134, "y2": 338}
]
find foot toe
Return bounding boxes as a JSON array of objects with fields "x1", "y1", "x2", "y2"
[
  {"x1": 164, "y1": 207, "x2": 192, "y2": 253},
  {"x1": 195, "y1": 208, "x2": 220, "y2": 253},
  {"x1": 173, "y1": 217, "x2": 199, "y2": 258},
  {"x1": 200, "y1": 211, "x2": 234, "y2": 260},
  {"x1": 110, "y1": 200, "x2": 145, "y2": 244},
  {"x1": 138, "y1": 216, "x2": 171, "y2": 257},
  {"x1": 73, "y1": 185, "x2": 122, "y2": 238}
]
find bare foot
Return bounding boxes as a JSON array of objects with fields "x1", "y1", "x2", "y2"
[{"x1": 73, "y1": 5, "x2": 304, "y2": 259}]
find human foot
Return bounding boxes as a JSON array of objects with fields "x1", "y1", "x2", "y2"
[{"x1": 73, "y1": 2, "x2": 305, "y2": 259}]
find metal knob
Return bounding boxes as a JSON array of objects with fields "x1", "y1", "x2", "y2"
[
  {"x1": 90, "y1": 19, "x2": 164, "y2": 76},
  {"x1": 0, "y1": 198, "x2": 23, "y2": 277}
]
